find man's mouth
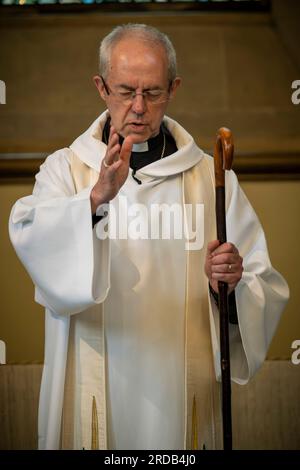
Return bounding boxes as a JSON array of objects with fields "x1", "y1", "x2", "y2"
[
  {"x1": 128, "y1": 122, "x2": 147, "y2": 126},
  {"x1": 127, "y1": 122, "x2": 148, "y2": 131}
]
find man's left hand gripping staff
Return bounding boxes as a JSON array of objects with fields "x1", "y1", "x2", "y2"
[{"x1": 205, "y1": 240, "x2": 244, "y2": 295}]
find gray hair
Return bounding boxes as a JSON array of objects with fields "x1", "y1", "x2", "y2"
[{"x1": 99, "y1": 24, "x2": 177, "y2": 82}]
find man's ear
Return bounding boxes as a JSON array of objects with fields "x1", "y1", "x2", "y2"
[
  {"x1": 93, "y1": 75, "x2": 107, "y2": 101},
  {"x1": 169, "y1": 76, "x2": 181, "y2": 100}
]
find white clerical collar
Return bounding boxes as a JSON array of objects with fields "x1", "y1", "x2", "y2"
[{"x1": 132, "y1": 141, "x2": 149, "y2": 152}]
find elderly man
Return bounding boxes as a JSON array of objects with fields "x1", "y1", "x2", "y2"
[{"x1": 9, "y1": 24, "x2": 288, "y2": 450}]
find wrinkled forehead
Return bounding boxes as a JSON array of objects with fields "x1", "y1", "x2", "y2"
[
  {"x1": 108, "y1": 37, "x2": 169, "y2": 84},
  {"x1": 110, "y1": 34, "x2": 167, "y2": 57}
]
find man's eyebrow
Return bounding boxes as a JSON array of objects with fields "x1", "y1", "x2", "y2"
[
  {"x1": 117, "y1": 84, "x2": 135, "y2": 91},
  {"x1": 116, "y1": 83, "x2": 163, "y2": 91}
]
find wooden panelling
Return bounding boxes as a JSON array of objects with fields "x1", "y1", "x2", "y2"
[
  {"x1": 232, "y1": 361, "x2": 300, "y2": 450},
  {"x1": 0, "y1": 361, "x2": 299, "y2": 450},
  {"x1": 0, "y1": 364, "x2": 42, "y2": 450}
]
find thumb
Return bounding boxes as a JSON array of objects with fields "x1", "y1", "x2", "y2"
[
  {"x1": 119, "y1": 136, "x2": 133, "y2": 165},
  {"x1": 207, "y1": 240, "x2": 220, "y2": 256}
]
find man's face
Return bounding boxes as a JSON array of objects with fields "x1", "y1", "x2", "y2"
[{"x1": 94, "y1": 37, "x2": 180, "y2": 143}]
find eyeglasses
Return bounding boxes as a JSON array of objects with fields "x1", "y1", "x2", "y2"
[{"x1": 100, "y1": 76, "x2": 172, "y2": 105}]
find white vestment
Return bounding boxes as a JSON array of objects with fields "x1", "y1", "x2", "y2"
[{"x1": 9, "y1": 111, "x2": 289, "y2": 450}]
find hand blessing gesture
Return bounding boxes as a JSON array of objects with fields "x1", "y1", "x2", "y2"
[{"x1": 90, "y1": 126, "x2": 133, "y2": 214}]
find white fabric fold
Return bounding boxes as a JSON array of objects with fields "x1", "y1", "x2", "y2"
[{"x1": 9, "y1": 155, "x2": 110, "y2": 316}]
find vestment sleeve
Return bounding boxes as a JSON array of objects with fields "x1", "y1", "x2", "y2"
[
  {"x1": 209, "y1": 170, "x2": 289, "y2": 384},
  {"x1": 9, "y1": 149, "x2": 110, "y2": 316}
]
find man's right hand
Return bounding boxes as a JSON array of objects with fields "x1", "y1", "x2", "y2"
[{"x1": 90, "y1": 126, "x2": 133, "y2": 214}]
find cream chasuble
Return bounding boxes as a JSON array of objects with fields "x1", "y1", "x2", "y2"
[{"x1": 62, "y1": 146, "x2": 222, "y2": 450}]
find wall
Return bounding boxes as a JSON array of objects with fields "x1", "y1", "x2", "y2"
[
  {"x1": 1, "y1": 10, "x2": 300, "y2": 154},
  {"x1": 241, "y1": 180, "x2": 300, "y2": 359},
  {"x1": 1, "y1": 183, "x2": 44, "y2": 364},
  {"x1": 0, "y1": 7, "x2": 299, "y2": 364},
  {"x1": 1, "y1": 178, "x2": 299, "y2": 363}
]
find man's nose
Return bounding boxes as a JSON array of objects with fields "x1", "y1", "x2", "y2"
[{"x1": 131, "y1": 93, "x2": 146, "y2": 115}]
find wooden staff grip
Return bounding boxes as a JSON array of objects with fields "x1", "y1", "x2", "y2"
[{"x1": 213, "y1": 127, "x2": 234, "y2": 188}]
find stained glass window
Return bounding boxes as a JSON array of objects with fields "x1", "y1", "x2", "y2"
[{"x1": 0, "y1": 0, "x2": 270, "y2": 10}]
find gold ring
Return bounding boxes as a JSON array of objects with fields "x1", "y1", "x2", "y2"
[
  {"x1": 103, "y1": 159, "x2": 111, "y2": 168},
  {"x1": 228, "y1": 264, "x2": 232, "y2": 272}
]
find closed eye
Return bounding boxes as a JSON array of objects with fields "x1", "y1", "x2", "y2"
[{"x1": 118, "y1": 91, "x2": 133, "y2": 97}]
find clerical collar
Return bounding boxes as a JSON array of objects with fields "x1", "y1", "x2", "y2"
[
  {"x1": 102, "y1": 117, "x2": 178, "y2": 184},
  {"x1": 132, "y1": 141, "x2": 149, "y2": 152},
  {"x1": 102, "y1": 117, "x2": 164, "y2": 153}
]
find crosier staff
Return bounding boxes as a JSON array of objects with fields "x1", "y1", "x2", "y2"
[{"x1": 213, "y1": 127, "x2": 235, "y2": 450}]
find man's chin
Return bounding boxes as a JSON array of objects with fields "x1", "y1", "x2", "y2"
[{"x1": 124, "y1": 129, "x2": 152, "y2": 143}]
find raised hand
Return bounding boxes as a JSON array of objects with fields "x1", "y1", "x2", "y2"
[{"x1": 90, "y1": 126, "x2": 133, "y2": 214}]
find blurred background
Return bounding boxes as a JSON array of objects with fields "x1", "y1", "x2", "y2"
[{"x1": 0, "y1": 0, "x2": 299, "y2": 449}]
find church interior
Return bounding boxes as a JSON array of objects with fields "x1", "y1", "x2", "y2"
[{"x1": 0, "y1": 0, "x2": 299, "y2": 450}]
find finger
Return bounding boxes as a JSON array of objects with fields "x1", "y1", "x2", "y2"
[
  {"x1": 103, "y1": 143, "x2": 121, "y2": 167},
  {"x1": 119, "y1": 136, "x2": 134, "y2": 165},
  {"x1": 103, "y1": 138, "x2": 132, "y2": 176},
  {"x1": 211, "y1": 272, "x2": 240, "y2": 283},
  {"x1": 211, "y1": 252, "x2": 239, "y2": 266},
  {"x1": 212, "y1": 242, "x2": 238, "y2": 257},
  {"x1": 105, "y1": 127, "x2": 119, "y2": 155},
  {"x1": 104, "y1": 160, "x2": 122, "y2": 184},
  {"x1": 207, "y1": 240, "x2": 220, "y2": 256},
  {"x1": 109, "y1": 125, "x2": 117, "y2": 141},
  {"x1": 103, "y1": 159, "x2": 123, "y2": 180},
  {"x1": 212, "y1": 263, "x2": 236, "y2": 274},
  {"x1": 107, "y1": 133, "x2": 119, "y2": 150}
]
